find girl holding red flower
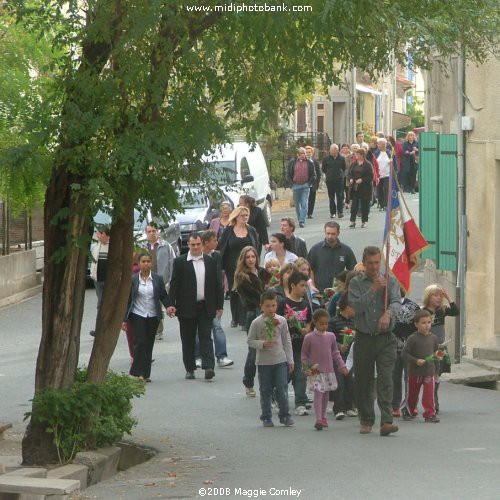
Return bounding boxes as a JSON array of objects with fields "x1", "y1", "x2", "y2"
[{"x1": 302, "y1": 309, "x2": 348, "y2": 430}]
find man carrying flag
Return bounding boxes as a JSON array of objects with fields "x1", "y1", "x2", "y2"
[{"x1": 382, "y1": 171, "x2": 428, "y2": 291}]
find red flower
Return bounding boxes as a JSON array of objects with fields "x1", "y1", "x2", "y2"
[
  {"x1": 435, "y1": 350, "x2": 445, "y2": 359},
  {"x1": 343, "y1": 328, "x2": 353, "y2": 336}
]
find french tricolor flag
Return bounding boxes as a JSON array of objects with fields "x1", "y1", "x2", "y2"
[{"x1": 382, "y1": 173, "x2": 428, "y2": 291}]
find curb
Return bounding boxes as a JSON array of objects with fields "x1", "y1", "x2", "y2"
[{"x1": 0, "y1": 432, "x2": 157, "y2": 497}]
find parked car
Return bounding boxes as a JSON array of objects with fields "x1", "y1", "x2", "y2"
[
  {"x1": 86, "y1": 206, "x2": 180, "y2": 284},
  {"x1": 202, "y1": 142, "x2": 273, "y2": 225},
  {"x1": 174, "y1": 186, "x2": 234, "y2": 253}
]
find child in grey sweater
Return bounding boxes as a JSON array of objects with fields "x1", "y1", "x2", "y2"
[{"x1": 247, "y1": 290, "x2": 294, "y2": 427}]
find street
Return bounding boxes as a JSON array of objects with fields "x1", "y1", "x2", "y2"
[{"x1": 1, "y1": 193, "x2": 499, "y2": 500}]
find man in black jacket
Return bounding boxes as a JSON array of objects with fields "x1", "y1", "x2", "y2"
[
  {"x1": 305, "y1": 145, "x2": 322, "y2": 219},
  {"x1": 286, "y1": 147, "x2": 316, "y2": 228},
  {"x1": 322, "y1": 144, "x2": 346, "y2": 219},
  {"x1": 167, "y1": 233, "x2": 224, "y2": 380}
]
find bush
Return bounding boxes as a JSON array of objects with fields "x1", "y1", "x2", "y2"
[{"x1": 24, "y1": 368, "x2": 145, "y2": 464}]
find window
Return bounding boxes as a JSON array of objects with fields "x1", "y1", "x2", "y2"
[{"x1": 297, "y1": 105, "x2": 307, "y2": 132}]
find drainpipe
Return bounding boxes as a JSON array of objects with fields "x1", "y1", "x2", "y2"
[
  {"x1": 455, "y1": 47, "x2": 466, "y2": 363},
  {"x1": 351, "y1": 66, "x2": 357, "y2": 140}
]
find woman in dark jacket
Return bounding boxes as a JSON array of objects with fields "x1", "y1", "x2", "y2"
[
  {"x1": 217, "y1": 205, "x2": 259, "y2": 327},
  {"x1": 123, "y1": 252, "x2": 170, "y2": 382},
  {"x1": 402, "y1": 131, "x2": 419, "y2": 193},
  {"x1": 240, "y1": 195, "x2": 269, "y2": 255},
  {"x1": 348, "y1": 148, "x2": 374, "y2": 228},
  {"x1": 234, "y1": 245, "x2": 270, "y2": 396}
]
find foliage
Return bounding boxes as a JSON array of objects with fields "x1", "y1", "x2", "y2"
[
  {"x1": 24, "y1": 369, "x2": 145, "y2": 464},
  {"x1": 0, "y1": 11, "x2": 58, "y2": 211},
  {"x1": 4, "y1": 0, "x2": 499, "y2": 224},
  {"x1": 402, "y1": 95, "x2": 425, "y2": 132}
]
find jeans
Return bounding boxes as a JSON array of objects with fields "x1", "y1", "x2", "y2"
[
  {"x1": 243, "y1": 308, "x2": 260, "y2": 388},
  {"x1": 326, "y1": 180, "x2": 345, "y2": 216},
  {"x1": 292, "y1": 183, "x2": 310, "y2": 224},
  {"x1": 194, "y1": 317, "x2": 228, "y2": 360},
  {"x1": 290, "y1": 347, "x2": 308, "y2": 407},
  {"x1": 258, "y1": 363, "x2": 290, "y2": 421},
  {"x1": 353, "y1": 332, "x2": 397, "y2": 426}
]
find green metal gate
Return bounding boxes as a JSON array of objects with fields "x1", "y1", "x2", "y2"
[{"x1": 419, "y1": 132, "x2": 458, "y2": 271}]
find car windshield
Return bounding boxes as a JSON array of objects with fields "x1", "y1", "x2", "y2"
[
  {"x1": 205, "y1": 160, "x2": 237, "y2": 184},
  {"x1": 179, "y1": 189, "x2": 207, "y2": 209}
]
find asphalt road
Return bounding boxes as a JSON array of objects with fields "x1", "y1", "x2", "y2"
[{"x1": 1, "y1": 193, "x2": 499, "y2": 500}]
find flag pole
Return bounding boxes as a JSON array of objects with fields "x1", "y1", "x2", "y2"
[{"x1": 383, "y1": 163, "x2": 395, "y2": 310}]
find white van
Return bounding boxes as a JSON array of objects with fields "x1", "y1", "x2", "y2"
[{"x1": 203, "y1": 142, "x2": 273, "y2": 225}]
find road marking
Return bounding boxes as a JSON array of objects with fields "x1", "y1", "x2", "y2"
[{"x1": 453, "y1": 447, "x2": 486, "y2": 452}]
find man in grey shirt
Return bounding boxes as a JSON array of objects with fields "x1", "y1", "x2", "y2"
[{"x1": 348, "y1": 246, "x2": 401, "y2": 437}]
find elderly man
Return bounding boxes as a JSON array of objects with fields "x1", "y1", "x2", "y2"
[
  {"x1": 286, "y1": 147, "x2": 316, "y2": 228},
  {"x1": 322, "y1": 144, "x2": 346, "y2": 219},
  {"x1": 307, "y1": 221, "x2": 356, "y2": 292},
  {"x1": 280, "y1": 216, "x2": 308, "y2": 258},
  {"x1": 348, "y1": 246, "x2": 401, "y2": 436}
]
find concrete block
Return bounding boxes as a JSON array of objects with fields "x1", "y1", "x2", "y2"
[
  {"x1": 0, "y1": 463, "x2": 5, "y2": 475},
  {"x1": 0, "y1": 251, "x2": 37, "y2": 303},
  {"x1": 473, "y1": 347, "x2": 500, "y2": 361},
  {"x1": 0, "y1": 476, "x2": 80, "y2": 495},
  {"x1": 116, "y1": 441, "x2": 156, "y2": 471},
  {"x1": 47, "y1": 465, "x2": 88, "y2": 490},
  {"x1": 72, "y1": 447, "x2": 120, "y2": 486},
  {"x1": 2, "y1": 468, "x2": 47, "y2": 478}
]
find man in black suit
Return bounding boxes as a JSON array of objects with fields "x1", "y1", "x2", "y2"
[{"x1": 166, "y1": 233, "x2": 224, "y2": 380}]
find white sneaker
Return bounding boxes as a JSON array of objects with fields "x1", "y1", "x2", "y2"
[
  {"x1": 156, "y1": 333, "x2": 163, "y2": 341},
  {"x1": 246, "y1": 387, "x2": 256, "y2": 397},
  {"x1": 346, "y1": 409, "x2": 358, "y2": 417},
  {"x1": 335, "y1": 411, "x2": 346, "y2": 420},
  {"x1": 195, "y1": 358, "x2": 202, "y2": 368},
  {"x1": 217, "y1": 357, "x2": 234, "y2": 368},
  {"x1": 295, "y1": 406, "x2": 309, "y2": 416}
]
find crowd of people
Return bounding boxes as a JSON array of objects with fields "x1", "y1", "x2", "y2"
[{"x1": 89, "y1": 129, "x2": 460, "y2": 434}]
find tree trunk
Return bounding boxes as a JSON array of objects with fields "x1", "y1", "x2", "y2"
[
  {"x1": 22, "y1": 164, "x2": 89, "y2": 465},
  {"x1": 86, "y1": 196, "x2": 134, "y2": 382}
]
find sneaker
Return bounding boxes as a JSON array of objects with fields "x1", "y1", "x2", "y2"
[
  {"x1": 425, "y1": 415, "x2": 440, "y2": 423},
  {"x1": 204, "y1": 368, "x2": 215, "y2": 380},
  {"x1": 217, "y1": 357, "x2": 234, "y2": 368},
  {"x1": 321, "y1": 418, "x2": 329, "y2": 427},
  {"x1": 335, "y1": 411, "x2": 346, "y2": 420},
  {"x1": 330, "y1": 214, "x2": 336, "y2": 218},
  {"x1": 299, "y1": 222, "x2": 305, "y2": 228},
  {"x1": 314, "y1": 421, "x2": 323, "y2": 430},
  {"x1": 262, "y1": 419, "x2": 274, "y2": 427},
  {"x1": 349, "y1": 223, "x2": 356, "y2": 228},
  {"x1": 361, "y1": 222, "x2": 367, "y2": 228},
  {"x1": 295, "y1": 406, "x2": 309, "y2": 416},
  {"x1": 280, "y1": 417, "x2": 295, "y2": 427},
  {"x1": 380, "y1": 423, "x2": 399, "y2": 436},
  {"x1": 246, "y1": 387, "x2": 256, "y2": 397},
  {"x1": 392, "y1": 409, "x2": 401, "y2": 418},
  {"x1": 156, "y1": 333, "x2": 163, "y2": 341},
  {"x1": 307, "y1": 215, "x2": 313, "y2": 219},
  {"x1": 195, "y1": 358, "x2": 202, "y2": 368},
  {"x1": 346, "y1": 409, "x2": 358, "y2": 417},
  {"x1": 401, "y1": 408, "x2": 415, "y2": 421}
]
